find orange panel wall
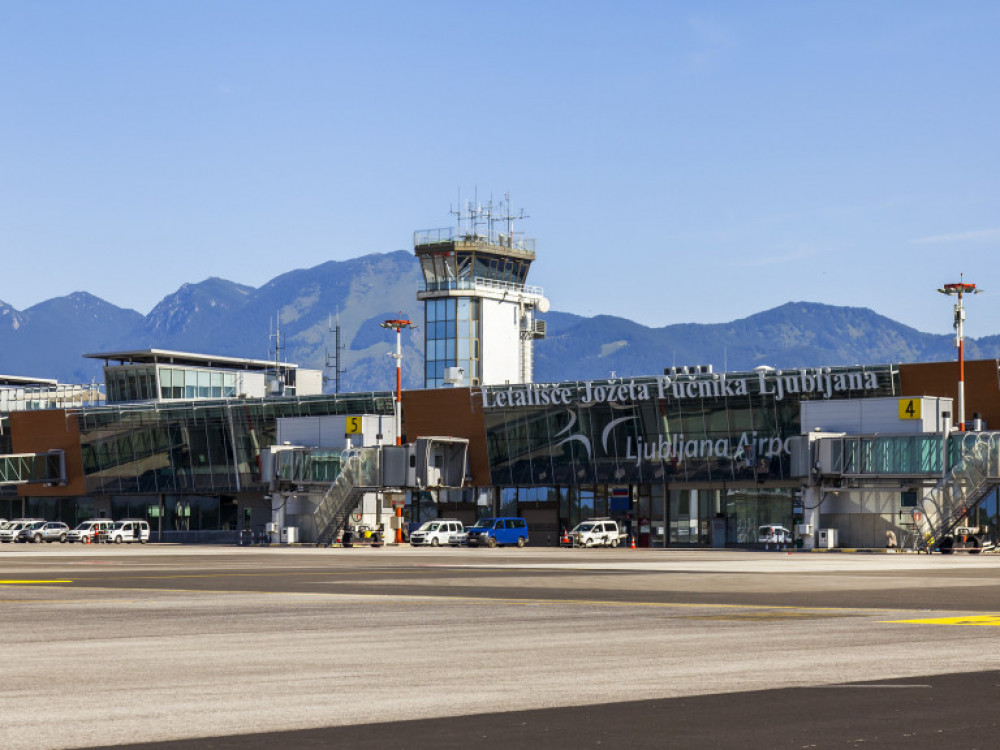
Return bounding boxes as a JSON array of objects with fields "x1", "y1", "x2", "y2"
[
  {"x1": 10, "y1": 410, "x2": 87, "y2": 496},
  {"x1": 401, "y1": 388, "x2": 490, "y2": 485},
  {"x1": 899, "y1": 359, "x2": 1000, "y2": 428}
]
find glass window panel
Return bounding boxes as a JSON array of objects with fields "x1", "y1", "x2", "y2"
[
  {"x1": 445, "y1": 320, "x2": 456, "y2": 338},
  {"x1": 457, "y1": 339, "x2": 470, "y2": 360},
  {"x1": 445, "y1": 339, "x2": 455, "y2": 359}
]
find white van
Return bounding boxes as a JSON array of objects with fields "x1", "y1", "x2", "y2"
[
  {"x1": 410, "y1": 519, "x2": 464, "y2": 547},
  {"x1": 67, "y1": 519, "x2": 114, "y2": 544},
  {"x1": 571, "y1": 518, "x2": 626, "y2": 548},
  {"x1": 104, "y1": 519, "x2": 150, "y2": 544}
]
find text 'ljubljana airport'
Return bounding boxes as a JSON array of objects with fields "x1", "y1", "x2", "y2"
[{"x1": 1, "y1": 210, "x2": 997, "y2": 554}]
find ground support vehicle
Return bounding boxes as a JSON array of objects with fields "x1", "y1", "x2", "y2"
[{"x1": 938, "y1": 526, "x2": 995, "y2": 554}]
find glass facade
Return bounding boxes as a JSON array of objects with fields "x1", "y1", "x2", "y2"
[
  {"x1": 480, "y1": 366, "x2": 899, "y2": 545},
  {"x1": 105, "y1": 365, "x2": 240, "y2": 403},
  {"x1": 483, "y1": 367, "x2": 899, "y2": 486},
  {"x1": 77, "y1": 392, "x2": 394, "y2": 496},
  {"x1": 424, "y1": 297, "x2": 480, "y2": 387}
]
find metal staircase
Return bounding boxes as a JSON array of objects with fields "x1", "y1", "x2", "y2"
[
  {"x1": 313, "y1": 447, "x2": 381, "y2": 547},
  {"x1": 912, "y1": 432, "x2": 1000, "y2": 550}
]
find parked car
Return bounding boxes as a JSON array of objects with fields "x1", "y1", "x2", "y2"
[
  {"x1": 410, "y1": 519, "x2": 464, "y2": 547},
  {"x1": 570, "y1": 518, "x2": 626, "y2": 548},
  {"x1": 465, "y1": 517, "x2": 529, "y2": 548},
  {"x1": 448, "y1": 530, "x2": 468, "y2": 547},
  {"x1": 758, "y1": 525, "x2": 792, "y2": 547},
  {"x1": 18, "y1": 521, "x2": 70, "y2": 544},
  {"x1": 67, "y1": 519, "x2": 114, "y2": 544},
  {"x1": 0, "y1": 519, "x2": 45, "y2": 543},
  {"x1": 104, "y1": 519, "x2": 150, "y2": 544}
]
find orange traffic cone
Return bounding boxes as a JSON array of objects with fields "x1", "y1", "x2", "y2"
[
  {"x1": 629, "y1": 535, "x2": 636, "y2": 549},
  {"x1": 561, "y1": 528, "x2": 570, "y2": 546}
]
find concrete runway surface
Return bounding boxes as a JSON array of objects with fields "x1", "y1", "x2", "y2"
[{"x1": 2, "y1": 545, "x2": 1000, "y2": 749}]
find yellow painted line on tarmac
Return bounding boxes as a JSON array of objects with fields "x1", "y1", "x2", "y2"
[
  {"x1": 881, "y1": 615, "x2": 1000, "y2": 626},
  {"x1": 0, "y1": 579, "x2": 73, "y2": 584}
]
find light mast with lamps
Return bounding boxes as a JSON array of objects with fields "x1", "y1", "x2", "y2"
[
  {"x1": 937, "y1": 278, "x2": 981, "y2": 431},
  {"x1": 380, "y1": 318, "x2": 414, "y2": 446}
]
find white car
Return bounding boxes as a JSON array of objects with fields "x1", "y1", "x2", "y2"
[
  {"x1": 104, "y1": 519, "x2": 150, "y2": 544},
  {"x1": 571, "y1": 518, "x2": 625, "y2": 548},
  {"x1": 410, "y1": 519, "x2": 464, "y2": 547}
]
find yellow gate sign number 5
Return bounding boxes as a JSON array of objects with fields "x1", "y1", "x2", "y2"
[
  {"x1": 898, "y1": 399, "x2": 921, "y2": 420},
  {"x1": 346, "y1": 416, "x2": 363, "y2": 434}
]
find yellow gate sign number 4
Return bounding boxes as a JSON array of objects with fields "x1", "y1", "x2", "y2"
[
  {"x1": 346, "y1": 416, "x2": 363, "y2": 434},
  {"x1": 898, "y1": 399, "x2": 922, "y2": 420}
]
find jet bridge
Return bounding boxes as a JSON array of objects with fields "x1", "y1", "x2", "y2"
[
  {"x1": 0, "y1": 450, "x2": 66, "y2": 486},
  {"x1": 802, "y1": 431, "x2": 1000, "y2": 550}
]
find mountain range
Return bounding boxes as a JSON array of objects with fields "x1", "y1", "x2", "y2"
[{"x1": 1, "y1": 250, "x2": 996, "y2": 391}]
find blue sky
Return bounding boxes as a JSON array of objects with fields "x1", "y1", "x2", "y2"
[{"x1": 2, "y1": 1, "x2": 998, "y2": 337}]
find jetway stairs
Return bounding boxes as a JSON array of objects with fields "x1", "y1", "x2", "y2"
[
  {"x1": 912, "y1": 432, "x2": 1000, "y2": 551},
  {"x1": 0, "y1": 450, "x2": 65, "y2": 486},
  {"x1": 313, "y1": 447, "x2": 380, "y2": 547},
  {"x1": 265, "y1": 437, "x2": 469, "y2": 545}
]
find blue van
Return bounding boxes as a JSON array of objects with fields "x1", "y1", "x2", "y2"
[{"x1": 465, "y1": 517, "x2": 529, "y2": 548}]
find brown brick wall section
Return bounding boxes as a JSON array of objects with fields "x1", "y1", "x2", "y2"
[
  {"x1": 10, "y1": 409, "x2": 86, "y2": 496},
  {"x1": 401, "y1": 388, "x2": 490, "y2": 484},
  {"x1": 899, "y1": 359, "x2": 1000, "y2": 428}
]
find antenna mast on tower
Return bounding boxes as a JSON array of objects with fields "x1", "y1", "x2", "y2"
[{"x1": 325, "y1": 313, "x2": 347, "y2": 393}]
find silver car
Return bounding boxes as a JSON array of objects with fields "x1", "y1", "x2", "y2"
[
  {"x1": 17, "y1": 521, "x2": 70, "y2": 544},
  {"x1": 0, "y1": 519, "x2": 45, "y2": 543}
]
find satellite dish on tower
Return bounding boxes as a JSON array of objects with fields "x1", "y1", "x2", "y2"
[{"x1": 537, "y1": 297, "x2": 550, "y2": 313}]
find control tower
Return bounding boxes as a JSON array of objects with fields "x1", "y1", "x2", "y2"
[{"x1": 414, "y1": 197, "x2": 548, "y2": 388}]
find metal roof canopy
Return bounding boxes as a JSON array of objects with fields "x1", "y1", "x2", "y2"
[
  {"x1": 0, "y1": 375, "x2": 59, "y2": 387},
  {"x1": 83, "y1": 348, "x2": 300, "y2": 372}
]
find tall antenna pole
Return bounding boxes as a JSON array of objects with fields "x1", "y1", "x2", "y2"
[
  {"x1": 325, "y1": 313, "x2": 346, "y2": 393},
  {"x1": 938, "y1": 276, "x2": 981, "y2": 431}
]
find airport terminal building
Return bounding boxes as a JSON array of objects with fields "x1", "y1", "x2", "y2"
[
  {"x1": 1, "y1": 215, "x2": 998, "y2": 549},
  {"x1": 2, "y1": 354, "x2": 998, "y2": 549}
]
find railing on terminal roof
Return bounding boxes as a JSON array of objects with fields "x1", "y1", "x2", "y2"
[
  {"x1": 419, "y1": 277, "x2": 544, "y2": 297},
  {"x1": 414, "y1": 227, "x2": 536, "y2": 254},
  {"x1": 69, "y1": 390, "x2": 396, "y2": 426}
]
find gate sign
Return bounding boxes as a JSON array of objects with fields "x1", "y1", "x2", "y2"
[
  {"x1": 351, "y1": 511, "x2": 363, "y2": 523},
  {"x1": 346, "y1": 416, "x2": 363, "y2": 434},
  {"x1": 898, "y1": 398, "x2": 922, "y2": 420}
]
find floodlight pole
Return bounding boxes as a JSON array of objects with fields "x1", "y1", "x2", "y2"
[
  {"x1": 380, "y1": 319, "x2": 414, "y2": 446},
  {"x1": 937, "y1": 279, "x2": 980, "y2": 431},
  {"x1": 381, "y1": 318, "x2": 414, "y2": 545}
]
